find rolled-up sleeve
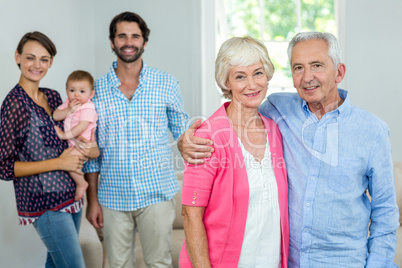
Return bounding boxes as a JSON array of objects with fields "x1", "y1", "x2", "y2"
[
  {"x1": 82, "y1": 157, "x2": 100, "y2": 174},
  {"x1": 166, "y1": 80, "x2": 189, "y2": 141},
  {"x1": 82, "y1": 116, "x2": 100, "y2": 174}
]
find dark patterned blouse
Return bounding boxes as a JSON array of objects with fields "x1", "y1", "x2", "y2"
[{"x1": 0, "y1": 84, "x2": 82, "y2": 225}]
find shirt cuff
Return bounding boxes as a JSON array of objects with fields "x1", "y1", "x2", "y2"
[
  {"x1": 82, "y1": 159, "x2": 100, "y2": 174},
  {"x1": 182, "y1": 186, "x2": 210, "y2": 207},
  {"x1": 366, "y1": 253, "x2": 399, "y2": 268}
]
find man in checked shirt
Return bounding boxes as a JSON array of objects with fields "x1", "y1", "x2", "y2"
[{"x1": 83, "y1": 12, "x2": 189, "y2": 267}]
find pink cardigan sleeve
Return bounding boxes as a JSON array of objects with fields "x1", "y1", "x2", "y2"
[{"x1": 181, "y1": 127, "x2": 219, "y2": 207}]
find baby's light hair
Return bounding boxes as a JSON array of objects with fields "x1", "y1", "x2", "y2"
[{"x1": 66, "y1": 70, "x2": 94, "y2": 90}]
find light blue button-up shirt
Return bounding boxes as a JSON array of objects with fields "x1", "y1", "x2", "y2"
[
  {"x1": 260, "y1": 89, "x2": 399, "y2": 268},
  {"x1": 83, "y1": 61, "x2": 189, "y2": 211}
]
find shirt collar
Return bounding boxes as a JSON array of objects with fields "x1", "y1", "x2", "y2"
[
  {"x1": 109, "y1": 60, "x2": 148, "y2": 89},
  {"x1": 302, "y1": 88, "x2": 351, "y2": 118},
  {"x1": 337, "y1": 88, "x2": 351, "y2": 114}
]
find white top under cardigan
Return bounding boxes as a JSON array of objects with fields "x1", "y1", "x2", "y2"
[{"x1": 237, "y1": 136, "x2": 281, "y2": 268}]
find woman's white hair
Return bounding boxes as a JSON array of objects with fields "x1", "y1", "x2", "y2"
[
  {"x1": 215, "y1": 36, "x2": 275, "y2": 99},
  {"x1": 287, "y1": 32, "x2": 341, "y2": 70}
]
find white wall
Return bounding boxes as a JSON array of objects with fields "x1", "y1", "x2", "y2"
[{"x1": 339, "y1": 0, "x2": 402, "y2": 161}]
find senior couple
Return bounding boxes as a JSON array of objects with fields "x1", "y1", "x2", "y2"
[{"x1": 177, "y1": 32, "x2": 400, "y2": 267}]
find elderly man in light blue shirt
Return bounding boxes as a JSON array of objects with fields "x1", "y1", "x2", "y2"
[{"x1": 178, "y1": 32, "x2": 399, "y2": 267}]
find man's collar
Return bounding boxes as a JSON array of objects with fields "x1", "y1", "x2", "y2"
[
  {"x1": 301, "y1": 88, "x2": 351, "y2": 117},
  {"x1": 109, "y1": 60, "x2": 148, "y2": 88},
  {"x1": 337, "y1": 89, "x2": 350, "y2": 114}
]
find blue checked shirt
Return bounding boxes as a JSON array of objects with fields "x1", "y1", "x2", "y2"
[
  {"x1": 260, "y1": 89, "x2": 400, "y2": 268},
  {"x1": 83, "y1": 61, "x2": 189, "y2": 211}
]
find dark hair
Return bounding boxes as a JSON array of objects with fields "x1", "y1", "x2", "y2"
[
  {"x1": 66, "y1": 70, "x2": 94, "y2": 90},
  {"x1": 16, "y1": 32, "x2": 57, "y2": 69},
  {"x1": 16, "y1": 31, "x2": 57, "y2": 59},
  {"x1": 109, "y1": 11, "x2": 150, "y2": 43}
]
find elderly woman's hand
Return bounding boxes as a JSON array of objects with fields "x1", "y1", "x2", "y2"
[{"x1": 75, "y1": 130, "x2": 100, "y2": 160}]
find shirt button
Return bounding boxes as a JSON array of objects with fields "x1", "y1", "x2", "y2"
[
  {"x1": 192, "y1": 196, "x2": 196, "y2": 200},
  {"x1": 192, "y1": 201, "x2": 196, "y2": 205},
  {"x1": 193, "y1": 191, "x2": 197, "y2": 195},
  {"x1": 303, "y1": 228, "x2": 308, "y2": 232},
  {"x1": 310, "y1": 177, "x2": 315, "y2": 181},
  {"x1": 302, "y1": 252, "x2": 305, "y2": 256},
  {"x1": 314, "y1": 152, "x2": 318, "y2": 156},
  {"x1": 306, "y1": 203, "x2": 310, "y2": 207}
]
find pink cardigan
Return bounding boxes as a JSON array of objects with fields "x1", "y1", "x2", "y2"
[{"x1": 180, "y1": 102, "x2": 289, "y2": 268}]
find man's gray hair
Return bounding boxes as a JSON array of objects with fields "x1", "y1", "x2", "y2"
[{"x1": 287, "y1": 32, "x2": 341, "y2": 70}]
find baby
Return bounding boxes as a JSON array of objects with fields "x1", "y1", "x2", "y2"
[{"x1": 53, "y1": 70, "x2": 98, "y2": 201}]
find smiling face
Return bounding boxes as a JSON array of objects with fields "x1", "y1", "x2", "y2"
[
  {"x1": 66, "y1": 80, "x2": 94, "y2": 104},
  {"x1": 15, "y1": 41, "x2": 53, "y2": 84},
  {"x1": 291, "y1": 39, "x2": 345, "y2": 112},
  {"x1": 226, "y1": 61, "x2": 268, "y2": 109},
  {"x1": 111, "y1": 21, "x2": 146, "y2": 63}
]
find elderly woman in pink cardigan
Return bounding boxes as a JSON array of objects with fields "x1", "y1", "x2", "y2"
[{"x1": 179, "y1": 36, "x2": 289, "y2": 268}]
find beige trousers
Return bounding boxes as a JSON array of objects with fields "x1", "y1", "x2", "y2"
[{"x1": 101, "y1": 199, "x2": 175, "y2": 268}]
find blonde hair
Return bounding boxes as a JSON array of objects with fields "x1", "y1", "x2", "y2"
[{"x1": 215, "y1": 36, "x2": 275, "y2": 99}]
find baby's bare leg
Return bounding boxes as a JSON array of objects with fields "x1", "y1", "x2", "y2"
[{"x1": 69, "y1": 147, "x2": 88, "y2": 201}]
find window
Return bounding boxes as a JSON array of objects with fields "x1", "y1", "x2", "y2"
[{"x1": 224, "y1": 0, "x2": 336, "y2": 94}]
